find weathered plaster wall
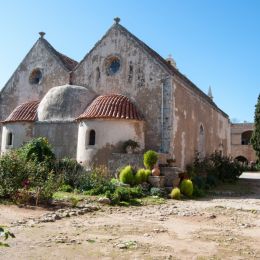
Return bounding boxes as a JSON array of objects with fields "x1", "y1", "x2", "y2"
[
  {"x1": 0, "y1": 39, "x2": 70, "y2": 146},
  {"x1": 0, "y1": 39, "x2": 70, "y2": 121},
  {"x1": 34, "y1": 122, "x2": 78, "y2": 159},
  {"x1": 231, "y1": 123, "x2": 256, "y2": 162},
  {"x1": 77, "y1": 119, "x2": 144, "y2": 167},
  {"x1": 73, "y1": 26, "x2": 170, "y2": 152},
  {"x1": 1, "y1": 122, "x2": 34, "y2": 153},
  {"x1": 172, "y1": 76, "x2": 231, "y2": 169}
]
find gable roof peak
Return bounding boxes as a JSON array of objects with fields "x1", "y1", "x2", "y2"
[{"x1": 38, "y1": 37, "x2": 78, "y2": 71}]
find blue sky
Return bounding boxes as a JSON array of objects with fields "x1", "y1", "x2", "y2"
[{"x1": 0, "y1": 0, "x2": 259, "y2": 122}]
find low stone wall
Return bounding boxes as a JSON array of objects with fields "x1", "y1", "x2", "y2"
[{"x1": 108, "y1": 153, "x2": 143, "y2": 176}]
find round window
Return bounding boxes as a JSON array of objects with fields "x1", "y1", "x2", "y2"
[
  {"x1": 106, "y1": 57, "x2": 120, "y2": 76},
  {"x1": 29, "y1": 68, "x2": 42, "y2": 84}
]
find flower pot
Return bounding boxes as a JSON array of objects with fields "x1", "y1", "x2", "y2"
[
  {"x1": 152, "y1": 166, "x2": 160, "y2": 176},
  {"x1": 148, "y1": 176, "x2": 165, "y2": 188}
]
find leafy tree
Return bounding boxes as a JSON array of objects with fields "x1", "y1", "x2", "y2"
[{"x1": 251, "y1": 94, "x2": 260, "y2": 161}]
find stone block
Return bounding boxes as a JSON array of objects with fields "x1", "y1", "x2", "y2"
[{"x1": 160, "y1": 167, "x2": 181, "y2": 187}]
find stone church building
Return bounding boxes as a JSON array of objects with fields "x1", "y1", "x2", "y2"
[{"x1": 0, "y1": 18, "x2": 254, "y2": 169}]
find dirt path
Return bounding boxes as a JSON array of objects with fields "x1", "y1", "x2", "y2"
[{"x1": 1, "y1": 172, "x2": 260, "y2": 260}]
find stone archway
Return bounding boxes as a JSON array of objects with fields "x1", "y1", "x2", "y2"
[
  {"x1": 235, "y1": 155, "x2": 248, "y2": 164},
  {"x1": 241, "y1": 130, "x2": 253, "y2": 145}
]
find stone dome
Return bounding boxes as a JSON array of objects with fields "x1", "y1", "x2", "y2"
[{"x1": 38, "y1": 85, "x2": 96, "y2": 121}]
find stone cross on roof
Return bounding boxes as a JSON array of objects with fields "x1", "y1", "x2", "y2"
[
  {"x1": 114, "y1": 17, "x2": 121, "y2": 24},
  {"x1": 39, "y1": 32, "x2": 46, "y2": 38}
]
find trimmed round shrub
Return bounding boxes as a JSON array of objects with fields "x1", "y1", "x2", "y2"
[
  {"x1": 170, "y1": 187, "x2": 181, "y2": 200},
  {"x1": 180, "y1": 179, "x2": 193, "y2": 197},
  {"x1": 135, "y1": 169, "x2": 147, "y2": 184},
  {"x1": 119, "y1": 165, "x2": 134, "y2": 185},
  {"x1": 144, "y1": 169, "x2": 152, "y2": 181},
  {"x1": 143, "y1": 150, "x2": 158, "y2": 170}
]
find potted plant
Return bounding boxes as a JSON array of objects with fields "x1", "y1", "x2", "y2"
[{"x1": 143, "y1": 150, "x2": 165, "y2": 187}]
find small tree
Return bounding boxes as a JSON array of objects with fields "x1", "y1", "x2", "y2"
[{"x1": 251, "y1": 94, "x2": 260, "y2": 161}]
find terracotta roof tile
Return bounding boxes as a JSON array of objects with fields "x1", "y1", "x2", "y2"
[
  {"x1": 77, "y1": 94, "x2": 142, "y2": 121},
  {"x1": 4, "y1": 100, "x2": 40, "y2": 123},
  {"x1": 57, "y1": 52, "x2": 78, "y2": 71}
]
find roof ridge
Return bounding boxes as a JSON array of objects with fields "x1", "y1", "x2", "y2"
[
  {"x1": 40, "y1": 38, "x2": 78, "y2": 71},
  {"x1": 3, "y1": 100, "x2": 40, "y2": 123},
  {"x1": 115, "y1": 24, "x2": 229, "y2": 118}
]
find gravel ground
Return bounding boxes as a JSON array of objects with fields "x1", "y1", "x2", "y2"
[{"x1": 1, "y1": 172, "x2": 260, "y2": 260}]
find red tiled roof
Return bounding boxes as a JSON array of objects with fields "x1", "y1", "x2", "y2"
[
  {"x1": 77, "y1": 94, "x2": 143, "y2": 121},
  {"x1": 4, "y1": 101, "x2": 40, "y2": 123},
  {"x1": 57, "y1": 52, "x2": 78, "y2": 71}
]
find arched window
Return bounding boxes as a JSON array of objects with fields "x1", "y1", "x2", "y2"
[
  {"x1": 7, "y1": 132, "x2": 13, "y2": 146},
  {"x1": 241, "y1": 130, "x2": 253, "y2": 145},
  {"x1": 88, "y1": 130, "x2": 96, "y2": 145}
]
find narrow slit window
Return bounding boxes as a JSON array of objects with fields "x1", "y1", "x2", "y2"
[
  {"x1": 89, "y1": 130, "x2": 96, "y2": 145},
  {"x1": 96, "y1": 67, "x2": 100, "y2": 82},
  {"x1": 7, "y1": 132, "x2": 13, "y2": 146}
]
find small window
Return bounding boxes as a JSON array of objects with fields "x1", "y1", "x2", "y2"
[
  {"x1": 7, "y1": 132, "x2": 13, "y2": 146},
  {"x1": 29, "y1": 68, "x2": 42, "y2": 85},
  {"x1": 89, "y1": 130, "x2": 96, "y2": 145},
  {"x1": 200, "y1": 125, "x2": 204, "y2": 135},
  {"x1": 106, "y1": 57, "x2": 120, "y2": 76},
  {"x1": 96, "y1": 67, "x2": 100, "y2": 82}
]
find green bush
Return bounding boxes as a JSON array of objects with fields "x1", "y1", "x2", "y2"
[
  {"x1": 18, "y1": 137, "x2": 55, "y2": 163},
  {"x1": 186, "y1": 151, "x2": 246, "y2": 197},
  {"x1": 144, "y1": 169, "x2": 152, "y2": 180},
  {"x1": 36, "y1": 172, "x2": 60, "y2": 204},
  {"x1": 170, "y1": 187, "x2": 181, "y2": 200},
  {"x1": 150, "y1": 187, "x2": 167, "y2": 197},
  {"x1": 135, "y1": 169, "x2": 147, "y2": 184},
  {"x1": 180, "y1": 179, "x2": 193, "y2": 197},
  {"x1": 0, "y1": 151, "x2": 29, "y2": 198},
  {"x1": 59, "y1": 184, "x2": 73, "y2": 192},
  {"x1": 106, "y1": 186, "x2": 144, "y2": 205},
  {"x1": 192, "y1": 184, "x2": 205, "y2": 197},
  {"x1": 0, "y1": 139, "x2": 61, "y2": 204},
  {"x1": 119, "y1": 165, "x2": 135, "y2": 185},
  {"x1": 55, "y1": 158, "x2": 85, "y2": 188},
  {"x1": 143, "y1": 150, "x2": 158, "y2": 170}
]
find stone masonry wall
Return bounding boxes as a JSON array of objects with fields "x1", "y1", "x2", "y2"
[
  {"x1": 0, "y1": 38, "x2": 70, "y2": 146},
  {"x1": 72, "y1": 25, "x2": 170, "y2": 152},
  {"x1": 231, "y1": 123, "x2": 256, "y2": 162},
  {"x1": 172, "y1": 76, "x2": 231, "y2": 169},
  {"x1": 108, "y1": 153, "x2": 143, "y2": 176},
  {"x1": 34, "y1": 121, "x2": 78, "y2": 159}
]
